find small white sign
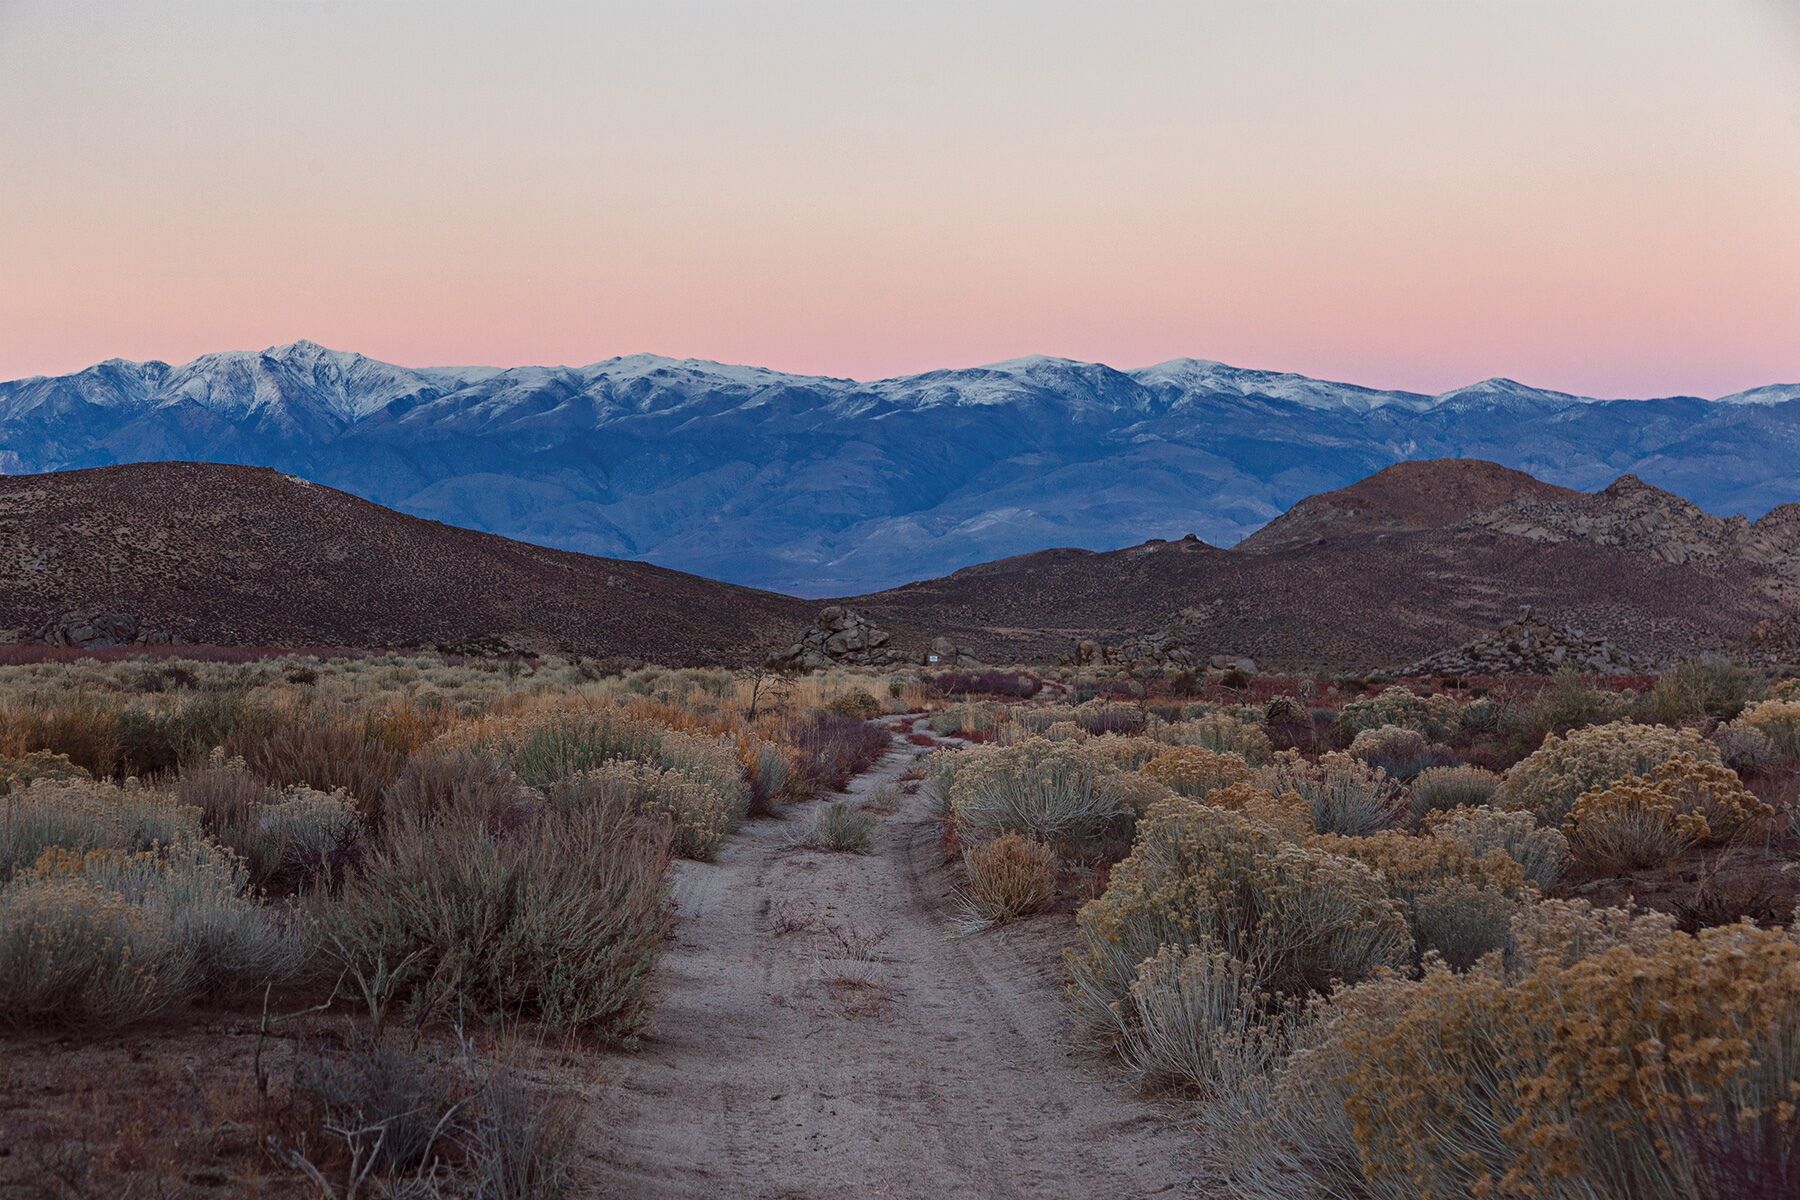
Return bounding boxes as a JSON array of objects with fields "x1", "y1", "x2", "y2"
[{"x1": 927, "y1": 654, "x2": 940, "y2": 663}]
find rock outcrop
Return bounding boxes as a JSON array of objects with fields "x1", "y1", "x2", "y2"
[
  {"x1": 1472, "y1": 475, "x2": 1800, "y2": 604},
  {"x1": 1393, "y1": 606, "x2": 1647, "y2": 678},
  {"x1": 33, "y1": 611, "x2": 173, "y2": 649},
  {"x1": 771, "y1": 606, "x2": 913, "y2": 670},
  {"x1": 771, "y1": 607, "x2": 983, "y2": 670}
]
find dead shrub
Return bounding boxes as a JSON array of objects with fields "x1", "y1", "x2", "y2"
[
  {"x1": 318, "y1": 791, "x2": 673, "y2": 1042},
  {"x1": 226, "y1": 719, "x2": 407, "y2": 826},
  {"x1": 962, "y1": 833, "x2": 1056, "y2": 926}
]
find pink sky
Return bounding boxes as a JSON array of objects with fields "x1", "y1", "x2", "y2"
[{"x1": 2, "y1": 0, "x2": 1797, "y2": 397}]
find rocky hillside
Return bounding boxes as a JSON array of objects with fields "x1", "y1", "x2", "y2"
[
  {"x1": 0, "y1": 463, "x2": 812, "y2": 663},
  {"x1": 4, "y1": 458, "x2": 1794, "y2": 674},
  {"x1": 858, "y1": 460, "x2": 1792, "y2": 672}
]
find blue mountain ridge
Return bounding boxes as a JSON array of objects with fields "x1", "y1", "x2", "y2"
[{"x1": 3, "y1": 340, "x2": 1796, "y2": 596}]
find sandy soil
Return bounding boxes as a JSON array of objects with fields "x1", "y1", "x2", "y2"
[{"x1": 582, "y1": 718, "x2": 1191, "y2": 1199}]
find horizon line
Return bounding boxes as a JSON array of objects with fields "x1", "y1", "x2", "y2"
[{"x1": 8, "y1": 337, "x2": 1794, "y2": 405}]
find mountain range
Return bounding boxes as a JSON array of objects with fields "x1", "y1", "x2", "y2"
[{"x1": 3, "y1": 340, "x2": 1797, "y2": 594}]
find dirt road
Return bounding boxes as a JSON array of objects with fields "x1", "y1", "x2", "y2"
[{"x1": 584, "y1": 719, "x2": 1190, "y2": 1198}]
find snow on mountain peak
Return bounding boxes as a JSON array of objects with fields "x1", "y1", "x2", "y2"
[{"x1": 1717, "y1": 382, "x2": 1800, "y2": 406}]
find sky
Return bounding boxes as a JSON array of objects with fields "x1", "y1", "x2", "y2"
[{"x1": 1, "y1": 0, "x2": 1797, "y2": 398}]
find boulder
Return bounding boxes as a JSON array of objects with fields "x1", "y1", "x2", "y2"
[
  {"x1": 1087, "y1": 630, "x2": 1198, "y2": 669},
  {"x1": 1392, "y1": 606, "x2": 1649, "y2": 678},
  {"x1": 770, "y1": 607, "x2": 915, "y2": 671},
  {"x1": 34, "y1": 611, "x2": 172, "y2": 649}
]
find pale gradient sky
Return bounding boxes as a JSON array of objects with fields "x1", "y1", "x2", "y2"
[{"x1": 2, "y1": 0, "x2": 1797, "y2": 396}]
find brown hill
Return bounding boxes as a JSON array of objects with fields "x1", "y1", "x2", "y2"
[
  {"x1": 5, "y1": 458, "x2": 1795, "y2": 674},
  {"x1": 0, "y1": 463, "x2": 812, "y2": 663},
  {"x1": 857, "y1": 460, "x2": 1793, "y2": 672},
  {"x1": 1240, "y1": 459, "x2": 1580, "y2": 551}
]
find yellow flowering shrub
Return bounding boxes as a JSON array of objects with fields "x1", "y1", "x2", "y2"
[
  {"x1": 1153, "y1": 713, "x2": 1272, "y2": 765},
  {"x1": 0, "y1": 872, "x2": 184, "y2": 1030},
  {"x1": 1316, "y1": 828, "x2": 1528, "y2": 968},
  {"x1": 1141, "y1": 746, "x2": 1256, "y2": 799},
  {"x1": 1071, "y1": 797, "x2": 1409, "y2": 1030},
  {"x1": 1563, "y1": 752, "x2": 1773, "y2": 870},
  {"x1": 1084, "y1": 733, "x2": 1161, "y2": 771},
  {"x1": 1121, "y1": 939, "x2": 1300, "y2": 1095},
  {"x1": 1497, "y1": 720, "x2": 1719, "y2": 828},
  {"x1": 1260, "y1": 749, "x2": 1404, "y2": 836},
  {"x1": 1104, "y1": 771, "x2": 1179, "y2": 819},
  {"x1": 1203, "y1": 781, "x2": 1313, "y2": 839},
  {"x1": 1325, "y1": 922, "x2": 1800, "y2": 1200},
  {"x1": 1730, "y1": 698, "x2": 1800, "y2": 762},
  {"x1": 1504, "y1": 898, "x2": 1679, "y2": 974},
  {"x1": 0, "y1": 749, "x2": 92, "y2": 794},
  {"x1": 1409, "y1": 763, "x2": 1501, "y2": 818},
  {"x1": 1425, "y1": 805, "x2": 1571, "y2": 891},
  {"x1": 0, "y1": 778, "x2": 200, "y2": 882},
  {"x1": 1337, "y1": 686, "x2": 1462, "y2": 740},
  {"x1": 1316, "y1": 829, "x2": 1528, "y2": 904},
  {"x1": 1347, "y1": 724, "x2": 1431, "y2": 767}
]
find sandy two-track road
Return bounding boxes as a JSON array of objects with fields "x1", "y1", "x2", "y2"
[{"x1": 581, "y1": 718, "x2": 1191, "y2": 1199}]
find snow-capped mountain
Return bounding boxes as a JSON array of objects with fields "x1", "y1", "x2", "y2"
[{"x1": 2, "y1": 340, "x2": 1796, "y2": 594}]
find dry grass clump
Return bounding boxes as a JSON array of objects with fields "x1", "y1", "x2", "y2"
[
  {"x1": 789, "y1": 801, "x2": 877, "y2": 854},
  {"x1": 1650, "y1": 658, "x2": 1758, "y2": 724},
  {"x1": 783, "y1": 710, "x2": 892, "y2": 794},
  {"x1": 1260, "y1": 749, "x2": 1404, "y2": 836},
  {"x1": 385, "y1": 744, "x2": 535, "y2": 827},
  {"x1": 319, "y1": 789, "x2": 674, "y2": 1043},
  {"x1": 1564, "y1": 753, "x2": 1773, "y2": 871},
  {"x1": 548, "y1": 760, "x2": 742, "y2": 860},
  {"x1": 1408, "y1": 763, "x2": 1500, "y2": 818},
  {"x1": 0, "y1": 688, "x2": 272, "y2": 780},
  {"x1": 1141, "y1": 746, "x2": 1256, "y2": 799},
  {"x1": 1497, "y1": 719, "x2": 1721, "y2": 828},
  {"x1": 225, "y1": 716, "x2": 407, "y2": 823},
  {"x1": 174, "y1": 752, "x2": 357, "y2": 890},
  {"x1": 961, "y1": 832, "x2": 1057, "y2": 926},
  {"x1": 444, "y1": 707, "x2": 665, "y2": 788},
  {"x1": 446, "y1": 705, "x2": 752, "y2": 854},
  {"x1": 1071, "y1": 700, "x2": 1146, "y2": 737},
  {"x1": 927, "y1": 700, "x2": 1010, "y2": 738}
]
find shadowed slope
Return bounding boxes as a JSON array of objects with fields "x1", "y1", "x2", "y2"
[{"x1": 0, "y1": 462, "x2": 812, "y2": 663}]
